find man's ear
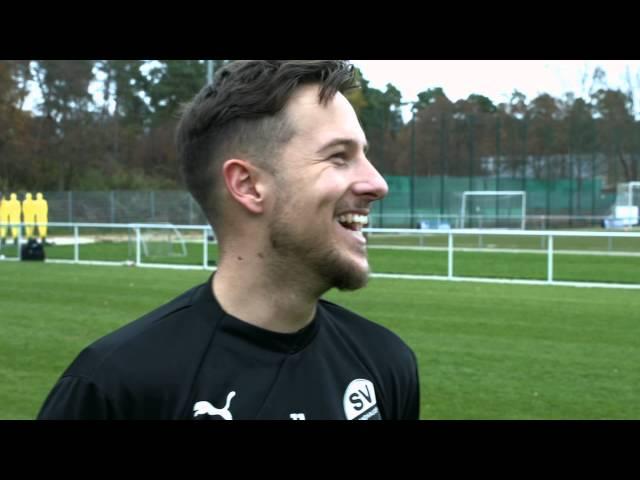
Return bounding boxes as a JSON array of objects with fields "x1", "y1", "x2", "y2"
[{"x1": 221, "y1": 159, "x2": 268, "y2": 214}]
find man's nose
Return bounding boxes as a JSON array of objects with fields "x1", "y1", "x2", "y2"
[{"x1": 352, "y1": 157, "x2": 389, "y2": 201}]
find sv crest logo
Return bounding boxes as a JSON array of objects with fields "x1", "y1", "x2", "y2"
[{"x1": 343, "y1": 379, "x2": 381, "y2": 420}]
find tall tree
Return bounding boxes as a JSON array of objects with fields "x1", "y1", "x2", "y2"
[
  {"x1": 31, "y1": 60, "x2": 95, "y2": 189},
  {"x1": 466, "y1": 94, "x2": 497, "y2": 114},
  {"x1": 96, "y1": 60, "x2": 150, "y2": 123},
  {"x1": 592, "y1": 88, "x2": 637, "y2": 183},
  {"x1": 527, "y1": 93, "x2": 561, "y2": 179},
  {"x1": 0, "y1": 61, "x2": 34, "y2": 190},
  {"x1": 93, "y1": 60, "x2": 151, "y2": 176},
  {"x1": 415, "y1": 87, "x2": 448, "y2": 109},
  {"x1": 412, "y1": 88, "x2": 453, "y2": 176},
  {"x1": 355, "y1": 79, "x2": 404, "y2": 173},
  {"x1": 145, "y1": 60, "x2": 228, "y2": 125}
]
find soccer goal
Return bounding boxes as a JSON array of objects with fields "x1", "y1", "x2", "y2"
[
  {"x1": 130, "y1": 224, "x2": 188, "y2": 260},
  {"x1": 607, "y1": 182, "x2": 640, "y2": 228},
  {"x1": 460, "y1": 191, "x2": 526, "y2": 229},
  {"x1": 616, "y1": 182, "x2": 640, "y2": 209}
]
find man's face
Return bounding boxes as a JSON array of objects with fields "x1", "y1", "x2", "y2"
[{"x1": 266, "y1": 84, "x2": 388, "y2": 292}]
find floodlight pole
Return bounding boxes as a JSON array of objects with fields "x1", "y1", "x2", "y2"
[
  {"x1": 207, "y1": 60, "x2": 214, "y2": 85},
  {"x1": 410, "y1": 104, "x2": 417, "y2": 228},
  {"x1": 394, "y1": 100, "x2": 419, "y2": 228}
]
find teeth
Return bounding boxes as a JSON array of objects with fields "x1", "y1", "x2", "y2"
[{"x1": 337, "y1": 214, "x2": 369, "y2": 225}]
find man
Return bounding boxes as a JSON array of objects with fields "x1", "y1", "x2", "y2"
[{"x1": 38, "y1": 60, "x2": 420, "y2": 420}]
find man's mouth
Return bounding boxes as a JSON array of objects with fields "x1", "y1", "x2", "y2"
[{"x1": 336, "y1": 213, "x2": 369, "y2": 232}]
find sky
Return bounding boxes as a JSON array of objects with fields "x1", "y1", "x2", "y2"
[{"x1": 350, "y1": 60, "x2": 640, "y2": 121}]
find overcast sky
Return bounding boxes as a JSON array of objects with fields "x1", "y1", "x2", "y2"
[{"x1": 350, "y1": 60, "x2": 640, "y2": 121}]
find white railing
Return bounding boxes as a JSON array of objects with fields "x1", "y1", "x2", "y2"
[
  {"x1": 368, "y1": 213, "x2": 613, "y2": 230},
  {"x1": 0, "y1": 222, "x2": 216, "y2": 270},
  {"x1": 365, "y1": 227, "x2": 640, "y2": 289},
  {"x1": 2, "y1": 222, "x2": 639, "y2": 289}
]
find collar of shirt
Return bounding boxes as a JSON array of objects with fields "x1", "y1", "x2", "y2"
[{"x1": 191, "y1": 274, "x2": 321, "y2": 354}]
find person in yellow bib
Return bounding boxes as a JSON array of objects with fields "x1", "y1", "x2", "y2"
[
  {"x1": 22, "y1": 192, "x2": 37, "y2": 239},
  {"x1": 34, "y1": 192, "x2": 48, "y2": 242},
  {"x1": 7, "y1": 193, "x2": 22, "y2": 242},
  {"x1": 0, "y1": 193, "x2": 8, "y2": 245}
]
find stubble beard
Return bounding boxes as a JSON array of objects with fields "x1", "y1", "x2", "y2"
[{"x1": 268, "y1": 196, "x2": 369, "y2": 294}]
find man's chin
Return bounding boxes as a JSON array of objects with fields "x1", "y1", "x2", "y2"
[
  {"x1": 331, "y1": 259, "x2": 370, "y2": 291},
  {"x1": 334, "y1": 274, "x2": 369, "y2": 291}
]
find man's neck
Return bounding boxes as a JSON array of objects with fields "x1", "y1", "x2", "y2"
[{"x1": 212, "y1": 250, "x2": 322, "y2": 334}]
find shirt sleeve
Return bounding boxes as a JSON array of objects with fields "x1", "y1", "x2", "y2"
[
  {"x1": 37, "y1": 376, "x2": 114, "y2": 420},
  {"x1": 400, "y1": 349, "x2": 421, "y2": 420}
]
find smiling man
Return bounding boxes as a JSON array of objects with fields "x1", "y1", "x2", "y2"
[{"x1": 37, "y1": 60, "x2": 420, "y2": 420}]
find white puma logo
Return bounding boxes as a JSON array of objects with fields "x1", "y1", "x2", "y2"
[{"x1": 193, "y1": 391, "x2": 236, "y2": 420}]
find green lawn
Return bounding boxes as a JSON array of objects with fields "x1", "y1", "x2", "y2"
[{"x1": 1, "y1": 261, "x2": 639, "y2": 419}]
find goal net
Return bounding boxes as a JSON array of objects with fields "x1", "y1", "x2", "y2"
[{"x1": 130, "y1": 224, "x2": 188, "y2": 260}]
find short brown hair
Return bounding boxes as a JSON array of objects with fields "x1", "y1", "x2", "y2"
[{"x1": 176, "y1": 60, "x2": 357, "y2": 232}]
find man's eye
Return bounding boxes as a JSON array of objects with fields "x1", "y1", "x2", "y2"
[{"x1": 331, "y1": 153, "x2": 348, "y2": 165}]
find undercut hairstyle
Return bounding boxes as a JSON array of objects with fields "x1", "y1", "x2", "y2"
[{"x1": 175, "y1": 60, "x2": 358, "y2": 234}]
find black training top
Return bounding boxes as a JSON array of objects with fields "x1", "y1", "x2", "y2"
[{"x1": 37, "y1": 276, "x2": 420, "y2": 420}]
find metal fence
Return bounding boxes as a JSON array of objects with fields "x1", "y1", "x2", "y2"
[
  {"x1": 40, "y1": 178, "x2": 620, "y2": 230},
  {"x1": 43, "y1": 190, "x2": 208, "y2": 225},
  {"x1": 369, "y1": 175, "x2": 618, "y2": 228}
]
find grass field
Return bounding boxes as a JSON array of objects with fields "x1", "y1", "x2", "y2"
[{"x1": 1, "y1": 261, "x2": 639, "y2": 419}]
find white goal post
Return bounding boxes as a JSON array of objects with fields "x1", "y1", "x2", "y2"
[
  {"x1": 608, "y1": 182, "x2": 640, "y2": 228},
  {"x1": 460, "y1": 191, "x2": 526, "y2": 229},
  {"x1": 135, "y1": 224, "x2": 188, "y2": 258},
  {"x1": 616, "y1": 182, "x2": 640, "y2": 208}
]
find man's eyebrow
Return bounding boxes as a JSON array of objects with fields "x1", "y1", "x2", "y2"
[{"x1": 316, "y1": 138, "x2": 369, "y2": 154}]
